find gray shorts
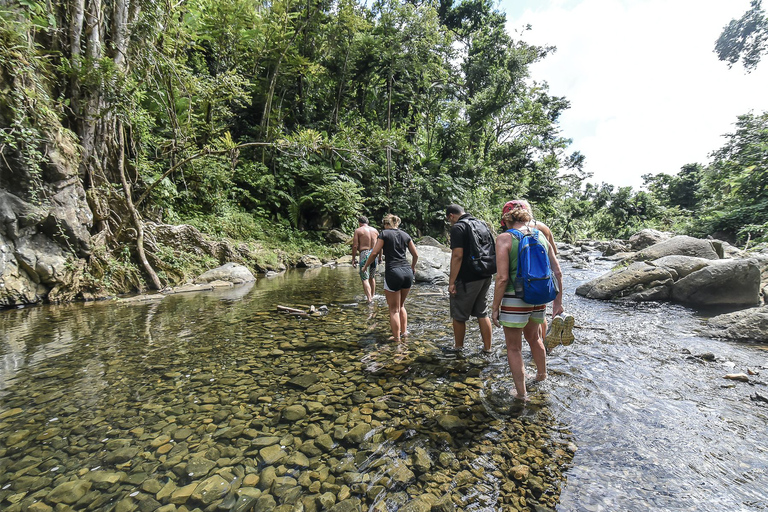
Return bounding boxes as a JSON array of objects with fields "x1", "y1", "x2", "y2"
[{"x1": 450, "y1": 277, "x2": 492, "y2": 322}]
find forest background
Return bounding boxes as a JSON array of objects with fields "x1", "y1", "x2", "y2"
[{"x1": 1, "y1": 0, "x2": 767, "y2": 294}]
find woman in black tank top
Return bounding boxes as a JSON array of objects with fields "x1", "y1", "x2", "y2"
[{"x1": 361, "y1": 214, "x2": 419, "y2": 341}]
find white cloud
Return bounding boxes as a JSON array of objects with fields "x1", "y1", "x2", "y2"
[{"x1": 503, "y1": 0, "x2": 768, "y2": 188}]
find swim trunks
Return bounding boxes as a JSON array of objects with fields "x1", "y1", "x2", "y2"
[
  {"x1": 498, "y1": 294, "x2": 546, "y2": 328},
  {"x1": 359, "y1": 248, "x2": 377, "y2": 280}
]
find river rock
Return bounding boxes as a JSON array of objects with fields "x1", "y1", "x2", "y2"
[
  {"x1": 576, "y1": 261, "x2": 674, "y2": 300},
  {"x1": 671, "y1": 259, "x2": 761, "y2": 307},
  {"x1": 192, "y1": 474, "x2": 231, "y2": 505},
  {"x1": 47, "y1": 479, "x2": 92, "y2": 504},
  {"x1": 703, "y1": 306, "x2": 768, "y2": 342},
  {"x1": 602, "y1": 239, "x2": 630, "y2": 256},
  {"x1": 260, "y1": 445, "x2": 287, "y2": 465},
  {"x1": 629, "y1": 229, "x2": 672, "y2": 251},
  {"x1": 186, "y1": 458, "x2": 217, "y2": 478},
  {"x1": 195, "y1": 262, "x2": 255, "y2": 284},
  {"x1": 629, "y1": 235, "x2": 721, "y2": 262},
  {"x1": 413, "y1": 447, "x2": 432, "y2": 473},
  {"x1": 432, "y1": 494, "x2": 456, "y2": 512},
  {"x1": 282, "y1": 405, "x2": 307, "y2": 421},
  {"x1": 413, "y1": 245, "x2": 451, "y2": 284},
  {"x1": 345, "y1": 423, "x2": 372, "y2": 444},
  {"x1": 437, "y1": 415, "x2": 467, "y2": 433},
  {"x1": 298, "y1": 255, "x2": 323, "y2": 268},
  {"x1": 326, "y1": 229, "x2": 351, "y2": 244}
]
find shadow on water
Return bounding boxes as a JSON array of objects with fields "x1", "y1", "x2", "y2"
[{"x1": 1, "y1": 262, "x2": 767, "y2": 511}]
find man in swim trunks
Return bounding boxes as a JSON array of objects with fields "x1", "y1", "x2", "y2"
[{"x1": 352, "y1": 215, "x2": 379, "y2": 303}]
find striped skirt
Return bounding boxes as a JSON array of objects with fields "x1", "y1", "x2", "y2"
[{"x1": 499, "y1": 294, "x2": 546, "y2": 328}]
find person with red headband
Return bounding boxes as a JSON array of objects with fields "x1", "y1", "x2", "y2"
[
  {"x1": 499, "y1": 200, "x2": 573, "y2": 349},
  {"x1": 491, "y1": 200, "x2": 564, "y2": 399}
]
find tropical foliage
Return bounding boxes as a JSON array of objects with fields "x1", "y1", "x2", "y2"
[{"x1": 1, "y1": 0, "x2": 766, "y2": 292}]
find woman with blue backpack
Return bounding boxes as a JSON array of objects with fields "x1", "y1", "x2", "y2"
[{"x1": 491, "y1": 201, "x2": 564, "y2": 400}]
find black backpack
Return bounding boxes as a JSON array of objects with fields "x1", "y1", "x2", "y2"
[{"x1": 459, "y1": 217, "x2": 497, "y2": 277}]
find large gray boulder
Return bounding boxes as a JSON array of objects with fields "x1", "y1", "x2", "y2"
[
  {"x1": 651, "y1": 255, "x2": 712, "y2": 280},
  {"x1": 413, "y1": 244, "x2": 451, "y2": 284},
  {"x1": 195, "y1": 263, "x2": 256, "y2": 284},
  {"x1": 671, "y1": 259, "x2": 761, "y2": 307},
  {"x1": 576, "y1": 254, "x2": 762, "y2": 308},
  {"x1": 628, "y1": 229, "x2": 672, "y2": 251},
  {"x1": 575, "y1": 261, "x2": 675, "y2": 300},
  {"x1": 630, "y1": 235, "x2": 721, "y2": 262},
  {"x1": 704, "y1": 306, "x2": 768, "y2": 342}
]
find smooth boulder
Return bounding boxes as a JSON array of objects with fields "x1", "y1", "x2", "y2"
[
  {"x1": 413, "y1": 244, "x2": 451, "y2": 285},
  {"x1": 629, "y1": 235, "x2": 721, "y2": 262},
  {"x1": 575, "y1": 261, "x2": 674, "y2": 300},
  {"x1": 703, "y1": 306, "x2": 768, "y2": 342},
  {"x1": 671, "y1": 259, "x2": 761, "y2": 307},
  {"x1": 195, "y1": 262, "x2": 255, "y2": 284}
]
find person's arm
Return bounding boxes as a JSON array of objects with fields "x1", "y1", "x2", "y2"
[
  {"x1": 351, "y1": 229, "x2": 359, "y2": 266},
  {"x1": 448, "y1": 247, "x2": 463, "y2": 296},
  {"x1": 362, "y1": 238, "x2": 384, "y2": 272},
  {"x1": 408, "y1": 240, "x2": 418, "y2": 272},
  {"x1": 536, "y1": 222, "x2": 558, "y2": 255},
  {"x1": 492, "y1": 233, "x2": 511, "y2": 327},
  {"x1": 547, "y1": 240, "x2": 564, "y2": 317}
]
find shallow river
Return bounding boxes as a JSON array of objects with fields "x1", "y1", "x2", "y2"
[{"x1": 1, "y1": 258, "x2": 766, "y2": 512}]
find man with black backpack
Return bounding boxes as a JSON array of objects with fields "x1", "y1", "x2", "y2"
[{"x1": 446, "y1": 204, "x2": 496, "y2": 352}]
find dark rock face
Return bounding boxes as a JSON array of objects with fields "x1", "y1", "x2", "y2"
[{"x1": 1, "y1": 129, "x2": 93, "y2": 307}]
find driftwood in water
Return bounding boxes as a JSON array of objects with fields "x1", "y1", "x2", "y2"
[{"x1": 277, "y1": 305, "x2": 308, "y2": 316}]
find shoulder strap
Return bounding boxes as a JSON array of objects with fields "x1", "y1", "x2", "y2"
[{"x1": 506, "y1": 228, "x2": 523, "y2": 239}]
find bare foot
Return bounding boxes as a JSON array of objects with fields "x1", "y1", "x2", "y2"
[
  {"x1": 387, "y1": 336, "x2": 401, "y2": 342},
  {"x1": 510, "y1": 390, "x2": 529, "y2": 401},
  {"x1": 535, "y1": 372, "x2": 548, "y2": 382},
  {"x1": 401, "y1": 331, "x2": 410, "y2": 338}
]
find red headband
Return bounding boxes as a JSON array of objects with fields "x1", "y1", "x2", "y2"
[{"x1": 502, "y1": 200, "x2": 529, "y2": 216}]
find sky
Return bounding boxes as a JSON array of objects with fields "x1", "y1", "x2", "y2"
[{"x1": 499, "y1": 0, "x2": 768, "y2": 189}]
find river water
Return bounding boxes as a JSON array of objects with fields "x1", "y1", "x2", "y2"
[{"x1": 0, "y1": 258, "x2": 766, "y2": 511}]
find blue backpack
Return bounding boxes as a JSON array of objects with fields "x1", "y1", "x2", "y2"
[{"x1": 507, "y1": 228, "x2": 559, "y2": 305}]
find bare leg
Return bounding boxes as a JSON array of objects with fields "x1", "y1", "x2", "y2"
[
  {"x1": 362, "y1": 280, "x2": 373, "y2": 303},
  {"x1": 385, "y1": 289, "x2": 402, "y2": 341},
  {"x1": 399, "y1": 288, "x2": 410, "y2": 336},
  {"x1": 369, "y1": 277, "x2": 376, "y2": 300},
  {"x1": 503, "y1": 326, "x2": 527, "y2": 399},
  {"x1": 452, "y1": 319, "x2": 466, "y2": 348},
  {"x1": 479, "y1": 317, "x2": 492, "y2": 351},
  {"x1": 524, "y1": 320, "x2": 547, "y2": 381}
]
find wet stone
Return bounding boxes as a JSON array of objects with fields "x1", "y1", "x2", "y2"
[
  {"x1": 192, "y1": 474, "x2": 231, "y2": 505},
  {"x1": 186, "y1": 458, "x2": 216, "y2": 478},
  {"x1": 345, "y1": 424, "x2": 372, "y2": 444},
  {"x1": 260, "y1": 445, "x2": 287, "y2": 465},
  {"x1": 170, "y1": 482, "x2": 197, "y2": 504},
  {"x1": 47, "y1": 479, "x2": 92, "y2": 504},
  {"x1": 282, "y1": 405, "x2": 307, "y2": 421},
  {"x1": 287, "y1": 374, "x2": 319, "y2": 389},
  {"x1": 173, "y1": 428, "x2": 194, "y2": 441}
]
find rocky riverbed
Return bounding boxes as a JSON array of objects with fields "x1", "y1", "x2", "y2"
[{"x1": 0, "y1": 271, "x2": 575, "y2": 512}]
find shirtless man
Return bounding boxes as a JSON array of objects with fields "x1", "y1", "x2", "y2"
[{"x1": 352, "y1": 216, "x2": 379, "y2": 303}]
